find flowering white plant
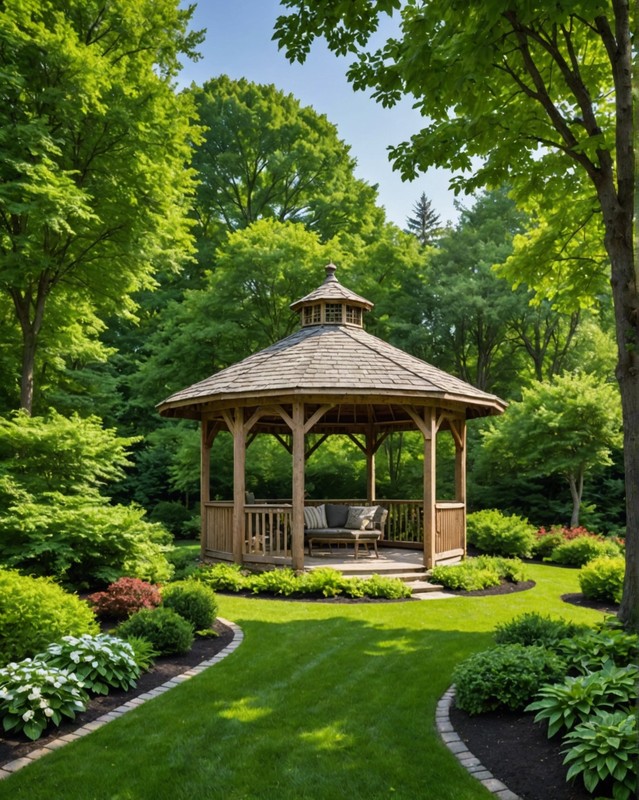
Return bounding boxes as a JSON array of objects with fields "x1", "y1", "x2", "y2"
[
  {"x1": 0, "y1": 659, "x2": 89, "y2": 740},
  {"x1": 40, "y1": 634, "x2": 141, "y2": 695}
]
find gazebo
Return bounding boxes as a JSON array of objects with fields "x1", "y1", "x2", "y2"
[{"x1": 157, "y1": 264, "x2": 506, "y2": 571}]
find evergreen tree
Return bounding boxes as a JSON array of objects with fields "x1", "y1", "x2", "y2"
[{"x1": 405, "y1": 192, "x2": 441, "y2": 246}]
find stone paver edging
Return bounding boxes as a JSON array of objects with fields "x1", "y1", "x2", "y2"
[
  {"x1": 0, "y1": 617, "x2": 243, "y2": 781},
  {"x1": 436, "y1": 686, "x2": 522, "y2": 800}
]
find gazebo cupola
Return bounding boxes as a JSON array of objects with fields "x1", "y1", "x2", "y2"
[{"x1": 290, "y1": 263, "x2": 373, "y2": 329}]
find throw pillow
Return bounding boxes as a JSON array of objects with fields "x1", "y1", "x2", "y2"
[
  {"x1": 345, "y1": 506, "x2": 376, "y2": 531},
  {"x1": 325, "y1": 503, "x2": 349, "y2": 528},
  {"x1": 303, "y1": 504, "x2": 328, "y2": 529}
]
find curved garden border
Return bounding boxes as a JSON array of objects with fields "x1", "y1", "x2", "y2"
[{"x1": 0, "y1": 617, "x2": 243, "y2": 781}]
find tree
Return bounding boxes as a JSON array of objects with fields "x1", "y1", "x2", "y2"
[
  {"x1": 189, "y1": 76, "x2": 384, "y2": 245},
  {"x1": 405, "y1": 192, "x2": 441, "y2": 245},
  {"x1": 478, "y1": 373, "x2": 622, "y2": 528},
  {"x1": 274, "y1": 0, "x2": 638, "y2": 629},
  {"x1": 0, "y1": 0, "x2": 202, "y2": 413}
]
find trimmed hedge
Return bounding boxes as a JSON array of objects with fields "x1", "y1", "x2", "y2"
[{"x1": 467, "y1": 509, "x2": 537, "y2": 558}]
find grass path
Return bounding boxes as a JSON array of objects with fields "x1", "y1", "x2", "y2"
[{"x1": 0, "y1": 564, "x2": 604, "y2": 800}]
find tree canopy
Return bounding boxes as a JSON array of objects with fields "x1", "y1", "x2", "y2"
[{"x1": 0, "y1": 0, "x2": 203, "y2": 412}]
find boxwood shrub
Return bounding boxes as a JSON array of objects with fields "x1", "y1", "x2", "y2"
[
  {"x1": 116, "y1": 607, "x2": 194, "y2": 656},
  {"x1": 162, "y1": 580, "x2": 218, "y2": 631},
  {"x1": 548, "y1": 535, "x2": 622, "y2": 567},
  {"x1": 453, "y1": 644, "x2": 567, "y2": 714},
  {"x1": 0, "y1": 569, "x2": 98, "y2": 666},
  {"x1": 467, "y1": 509, "x2": 537, "y2": 558},
  {"x1": 494, "y1": 612, "x2": 588, "y2": 648},
  {"x1": 431, "y1": 556, "x2": 527, "y2": 592},
  {"x1": 578, "y1": 556, "x2": 625, "y2": 604}
]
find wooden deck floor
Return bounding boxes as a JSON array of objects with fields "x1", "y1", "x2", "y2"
[{"x1": 305, "y1": 546, "x2": 425, "y2": 574}]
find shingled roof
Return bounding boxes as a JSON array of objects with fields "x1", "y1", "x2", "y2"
[{"x1": 157, "y1": 265, "x2": 506, "y2": 424}]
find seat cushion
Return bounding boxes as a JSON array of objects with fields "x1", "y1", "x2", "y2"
[
  {"x1": 325, "y1": 503, "x2": 349, "y2": 528},
  {"x1": 303, "y1": 504, "x2": 327, "y2": 529},
  {"x1": 345, "y1": 506, "x2": 377, "y2": 530}
]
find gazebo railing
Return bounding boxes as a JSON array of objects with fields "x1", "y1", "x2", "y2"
[{"x1": 203, "y1": 498, "x2": 464, "y2": 564}]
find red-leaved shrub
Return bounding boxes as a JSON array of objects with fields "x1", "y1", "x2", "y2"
[{"x1": 88, "y1": 577, "x2": 161, "y2": 620}]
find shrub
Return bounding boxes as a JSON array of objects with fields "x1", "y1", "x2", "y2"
[
  {"x1": 467, "y1": 509, "x2": 536, "y2": 558},
  {"x1": 116, "y1": 607, "x2": 194, "y2": 655},
  {"x1": 579, "y1": 556, "x2": 625, "y2": 604},
  {"x1": 87, "y1": 577, "x2": 162, "y2": 620},
  {"x1": 356, "y1": 573, "x2": 412, "y2": 599},
  {"x1": 556, "y1": 628, "x2": 639, "y2": 674},
  {"x1": 298, "y1": 568, "x2": 350, "y2": 598},
  {"x1": 548, "y1": 535, "x2": 622, "y2": 567},
  {"x1": 525, "y1": 663, "x2": 638, "y2": 737},
  {"x1": 494, "y1": 613, "x2": 588, "y2": 648},
  {"x1": 193, "y1": 563, "x2": 250, "y2": 592},
  {"x1": 0, "y1": 658, "x2": 89, "y2": 741},
  {"x1": 149, "y1": 501, "x2": 195, "y2": 538},
  {"x1": 0, "y1": 569, "x2": 98, "y2": 666},
  {"x1": 39, "y1": 634, "x2": 141, "y2": 695},
  {"x1": 167, "y1": 547, "x2": 200, "y2": 580},
  {"x1": 248, "y1": 568, "x2": 300, "y2": 596},
  {"x1": 431, "y1": 556, "x2": 527, "y2": 592},
  {"x1": 532, "y1": 529, "x2": 565, "y2": 559},
  {"x1": 453, "y1": 644, "x2": 566, "y2": 715},
  {"x1": 0, "y1": 412, "x2": 174, "y2": 590},
  {"x1": 563, "y1": 711, "x2": 638, "y2": 800},
  {"x1": 161, "y1": 580, "x2": 218, "y2": 631}
]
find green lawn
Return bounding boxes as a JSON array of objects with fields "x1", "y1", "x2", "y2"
[{"x1": 0, "y1": 564, "x2": 604, "y2": 800}]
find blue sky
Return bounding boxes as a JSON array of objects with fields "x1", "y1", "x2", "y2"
[{"x1": 177, "y1": 0, "x2": 462, "y2": 228}]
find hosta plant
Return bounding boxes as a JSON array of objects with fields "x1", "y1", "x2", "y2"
[
  {"x1": 556, "y1": 628, "x2": 639, "y2": 673},
  {"x1": 40, "y1": 634, "x2": 141, "y2": 695},
  {"x1": 525, "y1": 663, "x2": 638, "y2": 738},
  {"x1": 0, "y1": 658, "x2": 89, "y2": 740},
  {"x1": 563, "y1": 711, "x2": 638, "y2": 800}
]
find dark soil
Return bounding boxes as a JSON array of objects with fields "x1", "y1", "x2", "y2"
[{"x1": 0, "y1": 619, "x2": 234, "y2": 769}]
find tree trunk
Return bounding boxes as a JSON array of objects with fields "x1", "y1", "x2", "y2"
[
  {"x1": 567, "y1": 472, "x2": 583, "y2": 529},
  {"x1": 10, "y1": 275, "x2": 51, "y2": 415}
]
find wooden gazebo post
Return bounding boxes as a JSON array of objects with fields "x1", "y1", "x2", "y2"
[
  {"x1": 291, "y1": 401, "x2": 306, "y2": 570},
  {"x1": 423, "y1": 409, "x2": 437, "y2": 570}
]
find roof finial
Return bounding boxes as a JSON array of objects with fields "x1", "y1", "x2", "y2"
[{"x1": 324, "y1": 263, "x2": 338, "y2": 283}]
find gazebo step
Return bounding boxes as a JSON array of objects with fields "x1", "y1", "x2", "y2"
[{"x1": 409, "y1": 580, "x2": 446, "y2": 594}]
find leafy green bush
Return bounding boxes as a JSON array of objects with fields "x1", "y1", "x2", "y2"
[
  {"x1": 248, "y1": 568, "x2": 301, "y2": 596},
  {"x1": 0, "y1": 658, "x2": 89, "y2": 741},
  {"x1": 532, "y1": 530, "x2": 565, "y2": 559},
  {"x1": 431, "y1": 556, "x2": 527, "y2": 592},
  {"x1": 453, "y1": 644, "x2": 566, "y2": 714},
  {"x1": 149, "y1": 501, "x2": 195, "y2": 538},
  {"x1": 467, "y1": 509, "x2": 537, "y2": 558},
  {"x1": 354, "y1": 573, "x2": 412, "y2": 599},
  {"x1": 0, "y1": 411, "x2": 174, "y2": 590},
  {"x1": 494, "y1": 613, "x2": 588, "y2": 648},
  {"x1": 547, "y1": 535, "x2": 622, "y2": 567},
  {"x1": 116, "y1": 607, "x2": 194, "y2": 656},
  {"x1": 563, "y1": 711, "x2": 638, "y2": 799},
  {"x1": 162, "y1": 580, "x2": 218, "y2": 631},
  {"x1": 167, "y1": 546, "x2": 200, "y2": 580},
  {"x1": 40, "y1": 634, "x2": 141, "y2": 695},
  {"x1": 556, "y1": 628, "x2": 639, "y2": 673},
  {"x1": 526, "y1": 663, "x2": 638, "y2": 737},
  {"x1": 298, "y1": 568, "x2": 350, "y2": 598},
  {"x1": 579, "y1": 556, "x2": 625, "y2": 604},
  {"x1": 0, "y1": 569, "x2": 98, "y2": 666},
  {"x1": 193, "y1": 563, "x2": 250, "y2": 592},
  {"x1": 87, "y1": 577, "x2": 162, "y2": 620}
]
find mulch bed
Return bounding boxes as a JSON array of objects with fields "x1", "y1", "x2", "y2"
[{"x1": 0, "y1": 619, "x2": 234, "y2": 769}]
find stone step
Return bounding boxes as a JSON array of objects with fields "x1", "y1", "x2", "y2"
[
  {"x1": 409, "y1": 579, "x2": 446, "y2": 594},
  {"x1": 336, "y1": 570, "x2": 429, "y2": 583}
]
